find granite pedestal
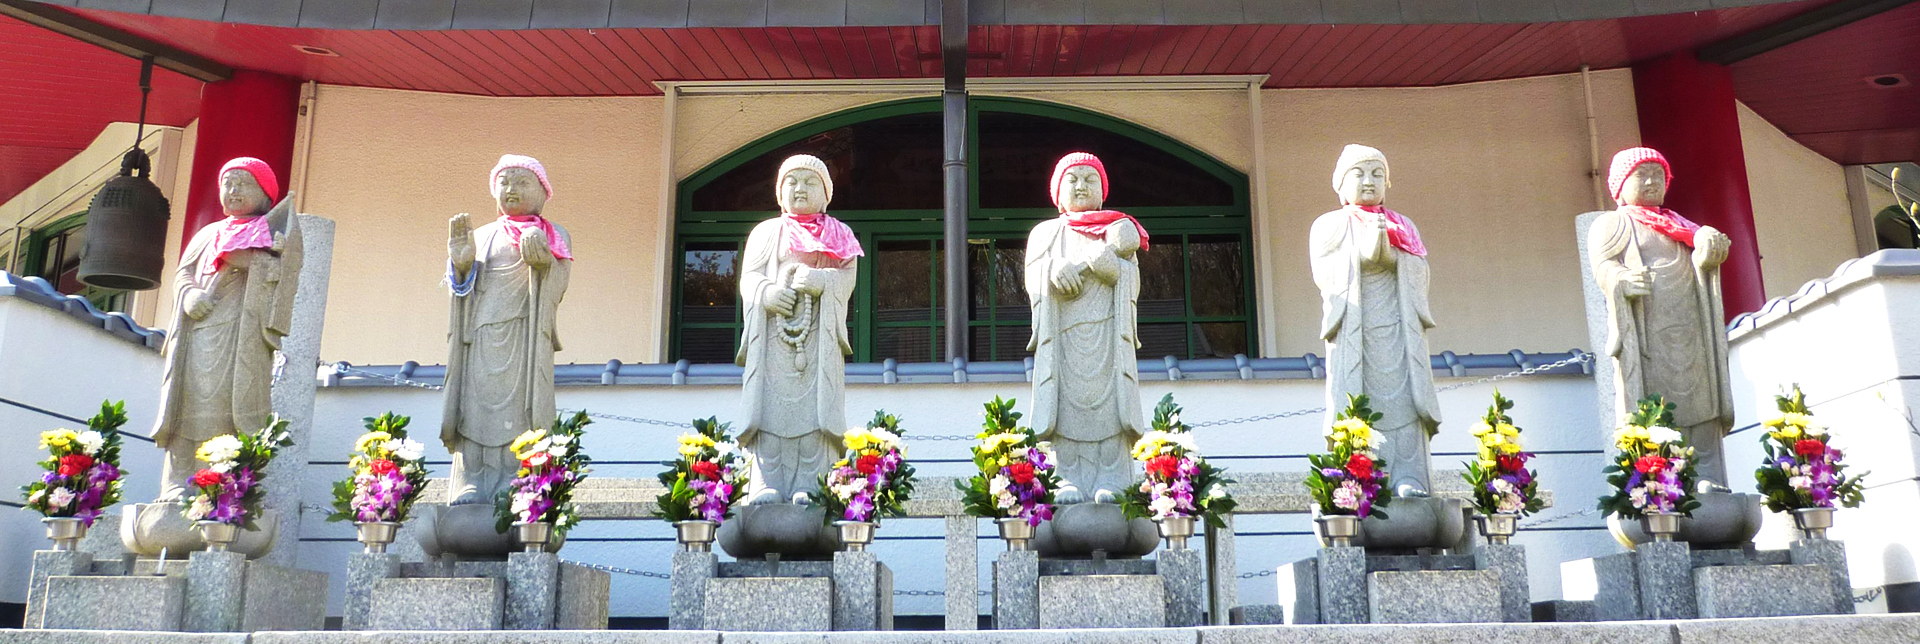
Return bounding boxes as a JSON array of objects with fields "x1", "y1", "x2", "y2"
[
  {"x1": 992, "y1": 542, "x2": 1206, "y2": 629},
  {"x1": 36, "y1": 551, "x2": 325, "y2": 632},
  {"x1": 346, "y1": 552, "x2": 609, "y2": 630},
  {"x1": 1576, "y1": 538, "x2": 1854, "y2": 622},
  {"x1": 672, "y1": 552, "x2": 894, "y2": 631},
  {"x1": 1278, "y1": 543, "x2": 1529, "y2": 624}
]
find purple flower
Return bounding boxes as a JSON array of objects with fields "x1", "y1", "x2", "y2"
[{"x1": 845, "y1": 495, "x2": 875, "y2": 522}]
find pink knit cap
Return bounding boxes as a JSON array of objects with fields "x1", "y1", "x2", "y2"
[
  {"x1": 1607, "y1": 147, "x2": 1671, "y2": 201},
  {"x1": 218, "y1": 157, "x2": 279, "y2": 202},
  {"x1": 490, "y1": 154, "x2": 553, "y2": 198},
  {"x1": 1050, "y1": 152, "x2": 1110, "y2": 212}
]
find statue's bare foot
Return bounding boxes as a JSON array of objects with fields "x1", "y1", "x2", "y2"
[
  {"x1": 155, "y1": 485, "x2": 186, "y2": 503},
  {"x1": 1092, "y1": 488, "x2": 1117, "y2": 504},
  {"x1": 449, "y1": 487, "x2": 487, "y2": 505},
  {"x1": 1056, "y1": 485, "x2": 1085, "y2": 505},
  {"x1": 747, "y1": 488, "x2": 784, "y2": 506},
  {"x1": 1394, "y1": 483, "x2": 1429, "y2": 498},
  {"x1": 790, "y1": 491, "x2": 814, "y2": 506}
]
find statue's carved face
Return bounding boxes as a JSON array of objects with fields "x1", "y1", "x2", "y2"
[
  {"x1": 219, "y1": 169, "x2": 270, "y2": 218},
  {"x1": 1622, "y1": 162, "x2": 1668, "y2": 208},
  {"x1": 780, "y1": 168, "x2": 827, "y2": 215},
  {"x1": 1338, "y1": 160, "x2": 1387, "y2": 206},
  {"x1": 1059, "y1": 165, "x2": 1103, "y2": 212},
  {"x1": 496, "y1": 167, "x2": 547, "y2": 217}
]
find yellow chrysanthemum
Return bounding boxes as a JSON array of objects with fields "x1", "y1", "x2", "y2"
[
  {"x1": 355, "y1": 431, "x2": 393, "y2": 454},
  {"x1": 1477, "y1": 446, "x2": 1495, "y2": 462},
  {"x1": 38, "y1": 429, "x2": 77, "y2": 450},
  {"x1": 1478, "y1": 458, "x2": 1497, "y2": 469},
  {"x1": 1499, "y1": 442, "x2": 1521, "y2": 455},
  {"x1": 1762, "y1": 416, "x2": 1788, "y2": 429},
  {"x1": 845, "y1": 428, "x2": 877, "y2": 451},
  {"x1": 1496, "y1": 423, "x2": 1519, "y2": 437},
  {"x1": 1469, "y1": 421, "x2": 1492, "y2": 437},
  {"x1": 509, "y1": 429, "x2": 547, "y2": 454},
  {"x1": 676, "y1": 433, "x2": 715, "y2": 457},
  {"x1": 1612, "y1": 425, "x2": 1650, "y2": 452},
  {"x1": 1770, "y1": 426, "x2": 1803, "y2": 441},
  {"x1": 1782, "y1": 412, "x2": 1813, "y2": 428}
]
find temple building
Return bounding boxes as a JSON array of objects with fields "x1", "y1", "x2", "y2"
[{"x1": 0, "y1": 0, "x2": 1916, "y2": 630}]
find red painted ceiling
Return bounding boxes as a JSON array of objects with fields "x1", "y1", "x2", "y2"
[
  {"x1": 2, "y1": 0, "x2": 1914, "y2": 207},
  {"x1": 0, "y1": 13, "x2": 202, "y2": 210}
]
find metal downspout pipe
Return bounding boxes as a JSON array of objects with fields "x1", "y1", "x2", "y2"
[{"x1": 941, "y1": 0, "x2": 970, "y2": 362}]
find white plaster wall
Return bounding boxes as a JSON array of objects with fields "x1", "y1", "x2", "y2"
[
  {"x1": 1728, "y1": 272, "x2": 1920, "y2": 591},
  {"x1": 1738, "y1": 101, "x2": 1860, "y2": 300},
  {"x1": 0, "y1": 299, "x2": 164, "y2": 603}
]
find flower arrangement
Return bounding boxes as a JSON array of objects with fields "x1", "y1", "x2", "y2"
[
  {"x1": 1754, "y1": 385, "x2": 1866, "y2": 513},
  {"x1": 495, "y1": 411, "x2": 592, "y2": 537},
  {"x1": 1306, "y1": 394, "x2": 1391, "y2": 519},
  {"x1": 326, "y1": 413, "x2": 431, "y2": 524},
  {"x1": 819, "y1": 411, "x2": 917, "y2": 524},
  {"x1": 1120, "y1": 394, "x2": 1236, "y2": 527},
  {"x1": 653, "y1": 417, "x2": 749, "y2": 524},
  {"x1": 21, "y1": 401, "x2": 127, "y2": 527},
  {"x1": 1597, "y1": 395, "x2": 1700, "y2": 519},
  {"x1": 184, "y1": 416, "x2": 294, "y2": 529},
  {"x1": 958, "y1": 396, "x2": 1061, "y2": 526},
  {"x1": 1462, "y1": 390, "x2": 1544, "y2": 517}
]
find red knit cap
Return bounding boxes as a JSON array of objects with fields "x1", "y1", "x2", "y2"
[
  {"x1": 1607, "y1": 147, "x2": 1671, "y2": 201},
  {"x1": 218, "y1": 157, "x2": 279, "y2": 202},
  {"x1": 1050, "y1": 152, "x2": 1110, "y2": 212},
  {"x1": 491, "y1": 154, "x2": 554, "y2": 198}
]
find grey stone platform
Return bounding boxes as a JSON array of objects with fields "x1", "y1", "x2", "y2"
[
  {"x1": 990, "y1": 544, "x2": 1208, "y2": 630},
  {"x1": 1576, "y1": 539, "x2": 1854, "y2": 622},
  {"x1": 669, "y1": 551, "x2": 893, "y2": 631},
  {"x1": 1278, "y1": 543, "x2": 1528, "y2": 624},
  {"x1": 33, "y1": 550, "x2": 326, "y2": 632},
  {"x1": 345, "y1": 551, "x2": 610, "y2": 631}
]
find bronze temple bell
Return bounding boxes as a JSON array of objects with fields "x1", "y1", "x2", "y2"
[{"x1": 76, "y1": 148, "x2": 171, "y2": 291}]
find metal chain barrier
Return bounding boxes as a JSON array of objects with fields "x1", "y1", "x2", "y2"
[{"x1": 562, "y1": 560, "x2": 673, "y2": 579}]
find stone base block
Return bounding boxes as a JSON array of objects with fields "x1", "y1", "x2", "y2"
[
  {"x1": 1037, "y1": 574, "x2": 1166, "y2": 629},
  {"x1": 1316, "y1": 547, "x2": 1368, "y2": 625},
  {"x1": 1160, "y1": 547, "x2": 1207, "y2": 627},
  {"x1": 42, "y1": 574, "x2": 185, "y2": 630},
  {"x1": 554, "y1": 560, "x2": 612, "y2": 629},
  {"x1": 1475, "y1": 543, "x2": 1530, "y2": 622},
  {"x1": 237, "y1": 561, "x2": 328, "y2": 631},
  {"x1": 831, "y1": 552, "x2": 893, "y2": 631},
  {"x1": 992, "y1": 550, "x2": 1039, "y2": 630},
  {"x1": 704, "y1": 577, "x2": 833, "y2": 631},
  {"x1": 26, "y1": 550, "x2": 93, "y2": 628},
  {"x1": 366, "y1": 577, "x2": 505, "y2": 630},
  {"x1": 1791, "y1": 538, "x2": 1854, "y2": 614},
  {"x1": 1589, "y1": 554, "x2": 1641, "y2": 621},
  {"x1": 1695, "y1": 564, "x2": 1839, "y2": 618},
  {"x1": 1367, "y1": 570, "x2": 1501, "y2": 624},
  {"x1": 1636, "y1": 541, "x2": 1697, "y2": 620},
  {"x1": 1230, "y1": 604, "x2": 1286, "y2": 625},
  {"x1": 1531, "y1": 599, "x2": 1595, "y2": 622},
  {"x1": 670, "y1": 551, "x2": 718, "y2": 630},
  {"x1": 343, "y1": 554, "x2": 400, "y2": 631},
  {"x1": 1276, "y1": 558, "x2": 1318, "y2": 624}
]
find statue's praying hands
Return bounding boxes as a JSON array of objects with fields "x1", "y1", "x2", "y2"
[{"x1": 449, "y1": 212, "x2": 476, "y2": 274}]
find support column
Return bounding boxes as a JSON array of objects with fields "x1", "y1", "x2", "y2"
[
  {"x1": 940, "y1": 0, "x2": 969, "y2": 361},
  {"x1": 1631, "y1": 52, "x2": 1764, "y2": 319},
  {"x1": 180, "y1": 70, "x2": 301, "y2": 251}
]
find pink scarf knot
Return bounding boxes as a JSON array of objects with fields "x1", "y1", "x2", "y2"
[
  {"x1": 1347, "y1": 205, "x2": 1427, "y2": 257},
  {"x1": 498, "y1": 214, "x2": 573, "y2": 261},
  {"x1": 1062, "y1": 210, "x2": 1150, "y2": 251},
  {"x1": 780, "y1": 212, "x2": 864, "y2": 260},
  {"x1": 1620, "y1": 205, "x2": 1699, "y2": 248},
  {"x1": 202, "y1": 215, "x2": 275, "y2": 276}
]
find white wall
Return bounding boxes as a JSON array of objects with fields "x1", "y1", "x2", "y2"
[{"x1": 0, "y1": 298, "x2": 164, "y2": 603}]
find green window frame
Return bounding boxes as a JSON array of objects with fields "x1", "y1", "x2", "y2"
[
  {"x1": 671, "y1": 96, "x2": 1255, "y2": 363},
  {"x1": 24, "y1": 212, "x2": 129, "y2": 313}
]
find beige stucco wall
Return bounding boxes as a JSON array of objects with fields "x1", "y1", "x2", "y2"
[
  {"x1": 1737, "y1": 101, "x2": 1857, "y2": 299},
  {"x1": 296, "y1": 85, "x2": 665, "y2": 365},
  {"x1": 1261, "y1": 69, "x2": 1641, "y2": 357}
]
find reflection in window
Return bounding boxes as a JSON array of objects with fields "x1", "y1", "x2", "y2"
[
  {"x1": 677, "y1": 241, "x2": 743, "y2": 364},
  {"x1": 690, "y1": 113, "x2": 945, "y2": 212},
  {"x1": 32, "y1": 217, "x2": 126, "y2": 313}
]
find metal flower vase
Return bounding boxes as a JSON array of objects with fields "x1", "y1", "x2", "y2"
[
  {"x1": 675, "y1": 520, "x2": 719, "y2": 553},
  {"x1": 42, "y1": 517, "x2": 87, "y2": 551},
  {"x1": 1156, "y1": 515, "x2": 1196, "y2": 550},
  {"x1": 196, "y1": 520, "x2": 239, "y2": 552},
  {"x1": 1639, "y1": 511, "x2": 1682, "y2": 543},
  {"x1": 997, "y1": 517, "x2": 1035, "y2": 551},
  {"x1": 513, "y1": 521, "x2": 554, "y2": 553},
  {"x1": 1475, "y1": 513, "x2": 1519, "y2": 545},
  {"x1": 1315, "y1": 514, "x2": 1361, "y2": 548},
  {"x1": 1792, "y1": 507, "x2": 1834, "y2": 540},
  {"x1": 836, "y1": 520, "x2": 877, "y2": 552},
  {"x1": 355, "y1": 521, "x2": 400, "y2": 554}
]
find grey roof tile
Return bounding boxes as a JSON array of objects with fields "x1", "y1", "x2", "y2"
[
  {"x1": 1556, "y1": 0, "x2": 1635, "y2": 22},
  {"x1": 968, "y1": 0, "x2": 1005, "y2": 24},
  {"x1": 222, "y1": 0, "x2": 302, "y2": 26},
  {"x1": 1170, "y1": 0, "x2": 1245, "y2": 25},
  {"x1": 1633, "y1": 0, "x2": 1714, "y2": 15},
  {"x1": 1085, "y1": 0, "x2": 1158, "y2": 25},
  {"x1": 530, "y1": 0, "x2": 614, "y2": 27},
  {"x1": 1400, "y1": 0, "x2": 1477, "y2": 23},
  {"x1": 75, "y1": 0, "x2": 154, "y2": 13},
  {"x1": 609, "y1": 0, "x2": 690, "y2": 26},
  {"x1": 769, "y1": 0, "x2": 845, "y2": 26},
  {"x1": 150, "y1": 0, "x2": 224, "y2": 20},
  {"x1": 451, "y1": 0, "x2": 536, "y2": 28},
  {"x1": 1322, "y1": 0, "x2": 1402, "y2": 25},
  {"x1": 1005, "y1": 0, "x2": 1084, "y2": 24},
  {"x1": 1476, "y1": 0, "x2": 1559, "y2": 22},
  {"x1": 377, "y1": 0, "x2": 458, "y2": 29},
  {"x1": 300, "y1": 0, "x2": 381, "y2": 28},
  {"x1": 847, "y1": 0, "x2": 920, "y2": 25},
  {"x1": 687, "y1": 0, "x2": 766, "y2": 26},
  {"x1": 1245, "y1": 0, "x2": 1324, "y2": 24}
]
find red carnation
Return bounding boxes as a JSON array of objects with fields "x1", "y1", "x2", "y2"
[
  {"x1": 690, "y1": 460, "x2": 721, "y2": 480},
  {"x1": 1345, "y1": 453, "x2": 1374, "y2": 479},
  {"x1": 368, "y1": 459, "x2": 397, "y2": 476},
  {"x1": 191, "y1": 469, "x2": 225, "y2": 488},
  {"x1": 1496, "y1": 454, "x2": 1525, "y2": 473},
  {"x1": 1634, "y1": 454, "x2": 1669, "y2": 474},
  {"x1": 857, "y1": 454, "x2": 882, "y2": 475},
  {"x1": 56, "y1": 454, "x2": 94, "y2": 477},
  {"x1": 1146, "y1": 455, "x2": 1181, "y2": 479},
  {"x1": 1793, "y1": 439, "x2": 1825, "y2": 458},
  {"x1": 1008, "y1": 462, "x2": 1036, "y2": 485}
]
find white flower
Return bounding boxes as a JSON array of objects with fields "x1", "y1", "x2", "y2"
[
  {"x1": 211, "y1": 461, "x2": 235, "y2": 474},
  {"x1": 1169, "y1": 432, "x2": 1199, "y2": 454},
  {"x1": 556, "y1": 514, "x2": 573, "y2": 527},
  {"x1": 1646, "y1": 426, "x2": 1683, "y2": 445},
  {"x1": 550, "y1": 435, "x2": 573, "y2": 446},
  {"x1": 1803, "y1": 423, "x2": 1828, "y2": 437},
  {"x1": 1331, "y1": 483, "x2": 1359, "y2": 510},
  {"x1": 1149, "y1": 496, "x2": 1179, "y2": 518},
  {"x1": 1628, "y1": 486, "x2": 1648, "y2": 507},
  {"x1": 198, "y1": 435, "x2": 243, "y2": 464},
  {"x1": 1490, "y1": 479, "x2": 1515, "y2": 494},
  {"x1": 46, "y1": 487, "x2": 75, "y2": 509},
  {"x1": 1789, "y1": 476, "x2": 1811, "y2": 490},
  {"x1": 27, "y1": 489, "x2": 45, "y2": 505},
  {"x1": 869, "y1": 428, "x2": 901, "y2": 450},
  {"x1": 387, "y1": 438, "x2": 427, "y2": 462},
  {"x1": 510, "y1": 494, "x2": 534, "y2": 515},
  {"x1": 988, "y1": 475, "x2": 1009, "y2": 497},
  {"x1": 1497, "y1": 493, "x2": 1525, "y2": 514},
  {"x1": 995, "y1": 491, "x2": 1016, "y2": 509},
  {"x1": 530, "y1": 438, "x2": 552, "y2": 455},
  {"x1": 187, "y1": 495, "x2": 213, "y2": 520},
  {"x1": 76, "y1": 431, "x2": 105, "y2": 455}
]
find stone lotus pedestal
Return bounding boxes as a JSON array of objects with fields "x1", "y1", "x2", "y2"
[
  {"x1": 668, "y1": 548, "x2": 893, "y2": 631},
  {"x1": 1277, "y1": 499, "x2": 1530, "y2": 625},
  {"x1": 344, "y1": 549, "x2": 609, "y2": 631}
]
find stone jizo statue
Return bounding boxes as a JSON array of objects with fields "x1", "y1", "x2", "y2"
[
  {"x1": 737, "y1": 154, "x2": 861, "y2": 505},
  {"x1": 1589, "y1": 147, "x2": 1735, "y2": 484},
  {"x1": 153, "y1": 157, "x2": 302, "y2": 501},
  {"x1": 1026, "y1": 152, "x2": 1148, "y2": 504},
  {"x1": 443, "y1": 154, "x2": 572, "y2": 506},
  {"x1": 1310, "y1": 144, "x2": 1441, "y2": 494}
]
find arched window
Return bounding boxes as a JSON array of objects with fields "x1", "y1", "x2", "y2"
[
  {"x1": 22, "y1": 212, "x2": 128, "y2": 313},
  {"x1": 672, "y1": 97, "x2": 1252, "y2": 364}
]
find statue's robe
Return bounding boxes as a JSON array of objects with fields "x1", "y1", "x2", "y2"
[
  {"x1": 736, "y1": 217, "x2": 857, "y2": 500},
  {"x1": 152, "y1": 210, "x2": 303, "y2": 500},
  {"x1": 1025, "y1": 216, "x2": 1145, "y2": 498},
  {"x1": 1310, "y1": 209, "x2": 1440, "y2": 492},
  {"x1": 443, "y1": 219, "x2": 571, "y2": 504},
  {"x1": 1588, "y1": 210, "x2": 1733, "y2": 483}
]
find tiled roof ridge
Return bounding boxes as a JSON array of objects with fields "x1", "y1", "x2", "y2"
[
  {"x1": 1728, "y1": 249, "x2": 1920, "y2": 342},
  {"x1": 0, "y1": 271, "x2": 165, "y2": 349}
]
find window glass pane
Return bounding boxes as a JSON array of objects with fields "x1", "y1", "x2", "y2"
[
  {"x1": 876, "y1": 326, "x2": 936, "y2": 363},
  {"x1": 1137, "y1": 322, "x2": 1188, "y2": 360},
  {"x1": 875, "y1": 239, "x2": 935, "y2": 323},
  {"x1": 679, "y1": 327, "x2": 738, "y2": 365},
  {"x1": 690, "y1": 112, "x2": 944, "y2": 212},
  {"x1": 1137, "y1": 236, "x2": 1184, "y2": 319},
  {"x1": 681, "y1": 242, "x2": 741, "y2": 325},
  {"x1": 976, "y1": 111, "x2": 1234, "y2": 209},
  {"x1": 1192, "y1": 322, "x2": 1247, "y2": 359},
  {"x1": 993, "y1": 239, "x2": 1028, "y2": 311},
  {"x1": 1188, "y1": 234, "x2": 1245, "y2": 317}
]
